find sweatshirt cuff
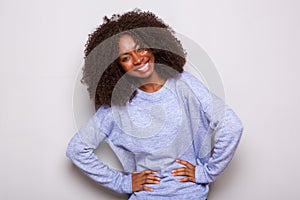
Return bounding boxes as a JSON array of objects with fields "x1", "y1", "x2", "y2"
[
  {"x1": 195, "y1": 164, "x2": 210, "y2": 184},
  {"x1": 119, "y1": 173, "x2": 132, "y2": 194}
]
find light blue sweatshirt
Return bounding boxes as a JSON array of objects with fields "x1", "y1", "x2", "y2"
[{"x1": 66, "y1": 71, "x2": 243, "y2": 199}]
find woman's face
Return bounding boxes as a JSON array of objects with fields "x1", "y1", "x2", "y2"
[{"x1": 118, "y1": 34, "x2": 155, "y2": 79}]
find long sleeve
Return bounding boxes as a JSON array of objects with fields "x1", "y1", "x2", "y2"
[
  {"x1": 182, "y1": 72, "x2": 243, "y2": 184},
  {"x1": 66, "y1": 107, "x2": 132, "y2": 194},
  {"x1": 195, "y1": 97, "x2": 243, "y2": 184}
]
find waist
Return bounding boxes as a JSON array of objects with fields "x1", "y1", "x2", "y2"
[{"x1": 131, "y1": 173, "x2": 209, "y2": 199}]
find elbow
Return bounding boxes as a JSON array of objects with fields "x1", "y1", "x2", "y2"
[
  {"x1": 227, "y1": 108, "x2": 244, "y2": 137},
  {"x1": 236, "y1": 117, "x2": 244, "y2": 136},
  {"x1": 66, "y1": 133, "x2": 80, "y2": 161},
  {"x1": 66, "y1": 142, "x2": 74, "y2": 160},
  {"x1": 65, "y1": 133, "x2": 91, "y2": 162},
  {"x1": 227, "y1": 108, "x2": 244, "y2": 139}
]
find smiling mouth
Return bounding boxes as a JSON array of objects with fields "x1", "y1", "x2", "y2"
[{"x1": 136, "y1": 62, "x2": 150, "y2": 72}]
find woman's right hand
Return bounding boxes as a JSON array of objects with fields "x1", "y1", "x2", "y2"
[{"x1": 131, "y1": 170, "x2": 160, "y2": 192}]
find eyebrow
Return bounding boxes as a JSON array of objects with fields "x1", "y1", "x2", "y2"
[{"x1": 118, "y1": 43, "x2": 139, "y2": 57}]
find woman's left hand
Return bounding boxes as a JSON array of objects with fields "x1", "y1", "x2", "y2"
[{"x1": 171, "y1": 159, "x2": 196, "y2": 183}]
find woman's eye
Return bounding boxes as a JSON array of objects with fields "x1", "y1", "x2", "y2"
[
  {"x1": 137, "y1": 47, "x2": 148, "y2": 54},
  {"x1": 136, "y1": 48, "x2": 143, "y2": 52},
  {"x1": 120, "y1": 56, "x2": 129, "y2": 62}
]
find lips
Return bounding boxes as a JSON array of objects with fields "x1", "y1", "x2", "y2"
[{"x1": 135, "y1": 62, "x2": 150, "y2": 72}]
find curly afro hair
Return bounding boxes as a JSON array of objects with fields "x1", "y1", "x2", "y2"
[{"x1": 81, "y1": 9, "x2": 186, "y2": 110}]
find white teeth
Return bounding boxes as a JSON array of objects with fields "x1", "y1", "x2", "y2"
[{"x1": 137, "y1": 63, "x2": 149, "y2": 71}]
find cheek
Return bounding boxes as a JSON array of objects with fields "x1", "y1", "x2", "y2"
[
  {"x1": 119, "y1": 62, "x2": 131, "y2": 72},
  {"x1": 147, "y1": 52, "x2": 155, "y2": 62}
]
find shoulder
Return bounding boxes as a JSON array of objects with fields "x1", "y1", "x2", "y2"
[
  {"x1": 94, "y1": 105, "x2": 114, "y2": 134},
  {"x1": 95, "y1": 105, "x2": 112, "y2": 118},
  {"x1": 175, "y1": 70, "x2": 209, "y2": 95},
  {"x1": 172, "y1": 69, "x2": 214, "y2": 110}
]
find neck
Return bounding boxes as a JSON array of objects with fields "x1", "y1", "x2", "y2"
[{"x1": 137, "y1": 71, "x2": 166, "y2": 93}]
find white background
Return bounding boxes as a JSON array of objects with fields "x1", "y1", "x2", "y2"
[{"x1": 1, "y1": 0, "x2": 300, "y2": 199}]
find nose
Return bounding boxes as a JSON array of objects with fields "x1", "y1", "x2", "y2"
[{"x1": 132, "y1": 51, "x2": 143, "y2": 65}]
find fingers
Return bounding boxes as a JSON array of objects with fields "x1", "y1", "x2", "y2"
[
  {"x1": 132, "y1": 170, "x2": 161, "y2": 192},
  {"x1": 132, "y1": 159, "x2": 196, "y2": 193},
  {"x1": 142, "y1": 186, "x2": 154, "y2": 192},
  {"x1": 171, "y1": 167, "x2": 194, "y2": 177},
  {"x1": 172, "y1": 159, "x2": 196, "y2": 183},
  {"x1": 144, "y1": 175, "x2": 160, "y2": 184},
  {"x1": 175, "y1": 159, "x2": 195, "y2": 169},
  {"x1": 143, "y1": 170, "x2": 158, "y2": 175},
  {"x1": 178, "y1": 177, "x2": 196, "y2": 183},
  {"x1": 135, "y1": 170, "x2": 160, "y2": 183}
]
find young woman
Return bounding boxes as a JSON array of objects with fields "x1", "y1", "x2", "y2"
[{"x1": 66, "y1": 9, "x2": 243, "y2": 200}]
